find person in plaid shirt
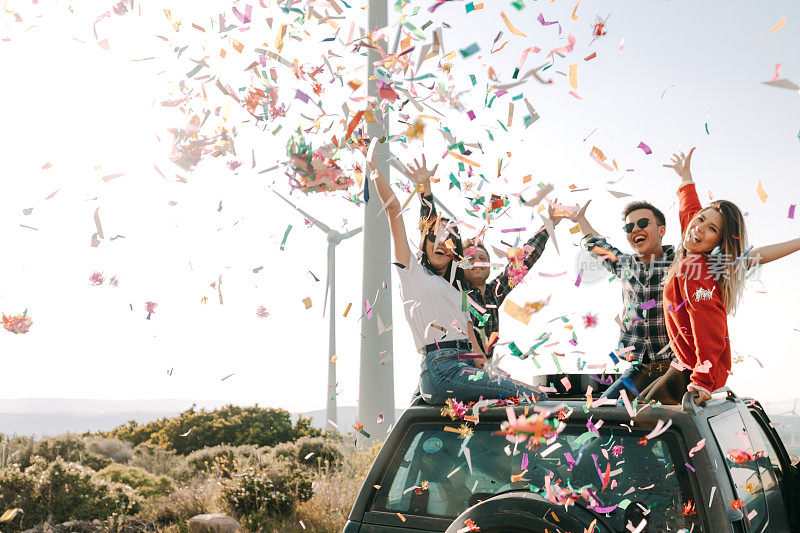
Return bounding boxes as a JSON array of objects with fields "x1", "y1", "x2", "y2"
[
  {"x1": 415, "y1": 162, "x2": 559, "y2": 357},
  {"x1": 570, "y1": 199, "x2": 676, "y2": 399}
]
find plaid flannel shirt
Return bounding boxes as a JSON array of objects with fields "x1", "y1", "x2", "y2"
[
  {"x1": 421, "y1": 194, "x2": 549, "y2": 356},
  {"x1": 585, "y1": 236, "x2": 676, "y2": 364}
]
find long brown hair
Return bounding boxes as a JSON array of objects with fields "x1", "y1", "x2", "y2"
[{"x1": 665, "y1": 200, "x2": 748, "y2": 314}]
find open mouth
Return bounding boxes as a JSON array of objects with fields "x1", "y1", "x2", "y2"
[
  {"x1": 633, "y1": 234, "x2": 647, "y2": 245},
  {"x1": 689, "y1": 228, "x2": 701, "y2": 244}
]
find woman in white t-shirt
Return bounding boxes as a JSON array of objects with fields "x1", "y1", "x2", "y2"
[{"x1": 368, "y1": 156, "x2": 545, "y2": 405}]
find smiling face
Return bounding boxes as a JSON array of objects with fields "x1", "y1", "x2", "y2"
[
  {"x1": 684, "y1": 207, "x2": 724, "y2": 253},
  {"x1": 424, "y1": 227, "x2": 454, "y2": 273},
  {"x1": 465, "y1": 247, "x2": 490, "y2": 286},
  {"x1": 625, "y1": 208, "x2": 666, "y2": 258}
]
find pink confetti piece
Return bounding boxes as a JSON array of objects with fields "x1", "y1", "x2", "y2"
[
  {"x1": 637, "y1": 141, "x2": 652, "y2": 155},
  {"x1": 789, "y1": 204, "x2": 796, "y2": 219},
  {"x1": 365, "y1": 299, "x2": 373, "y2": 319},
  {"x1": 568, "y1": 90, "x2": 583, "y2": 100},
  {"x1": 560, "y1": 375, "x2": 572, "y2": 391},
  {"x1": 467, "y1": 110, "x2": 476, "y2": 120},
  {"x1": 590, "y1": 151, "x2": 614, "y2": 171},
  {"x1": 232, "y1": 4, "x2": 252, "y2": 24},
  {"x1": 501, "y1": 227, "x2": 525, "y2": 233},
  {"x1": 589, "y1": 505, "x2": 618, "y2": 513},
  {"x1": 685, "y1": 462, "x2": 696, "y2": 473},
  {"x1": 772, "y1": 63, "x2": 782, "y2": 81},
  {"x1": 574, "y1": 268, "x2": 584, "y2": 287},
  {"x1": 547, "y1": 33, "x2": 576, "y2": 58},
  {"x1": 689, "y1": 439, "x2": 706, "y2": 457},
  {"x1": 521, "y1": 453, "x2": 529, "y2": 470}
]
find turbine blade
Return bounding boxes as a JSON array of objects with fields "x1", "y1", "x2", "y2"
[
  {"x1": 272, "y1": 190, "x2": 332, "y2": 233},
  {"x1": 343, "y1": 226, "x2": 363, "y2": 239}
]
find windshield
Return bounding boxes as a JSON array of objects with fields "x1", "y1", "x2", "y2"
[{"x1": 372, "y1": 421, "x2": 701, "y2": 532}]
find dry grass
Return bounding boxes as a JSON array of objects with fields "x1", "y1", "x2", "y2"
[{"x1": 294, "y1": 441, "x2": 382, "y2": 533}]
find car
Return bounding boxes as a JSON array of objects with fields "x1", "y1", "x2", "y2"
[{"x1": 343, "y1": 374, "x2": 800, "y2": 532}]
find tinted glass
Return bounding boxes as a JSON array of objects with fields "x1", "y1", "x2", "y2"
[
  {"x1": 373, "y1": 422, "x2": 700, "y2": 532},
  {"x1": 710, "y1": 410, "x2": 768, "y2": 531}
]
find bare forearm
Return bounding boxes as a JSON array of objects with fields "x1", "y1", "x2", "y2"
[
  {"x1": 575, "y1": 216, "x2": 601, "y2": 239},
  {"x1": 370, "y1": 166, "x2": 401, "y2": 216},
  {"x1": 751, "y1": 237, "x2": 800, "y2": 265}
]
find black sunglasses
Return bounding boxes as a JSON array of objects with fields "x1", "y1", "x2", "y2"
[
  {"x1": 623, "y1": 217, "x2": 651, "y2": 234},
  {"x1": 426, "y1": 229, "x2": 455, "y2": 243}
]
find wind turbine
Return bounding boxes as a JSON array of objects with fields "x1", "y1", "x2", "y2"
[{"x1": 273, "y1": 190, "x2": 362, "y2": 428}]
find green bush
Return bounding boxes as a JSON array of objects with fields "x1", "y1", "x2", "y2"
[
  {"x1": 85, "y1": 437, "x2": 134, "y2": 464},
  {"x1": 129, "y1": 443, "x2": 189, "y2": 481},
  {"x1": 220, "y1": 459, "x2": 313, "y2": 530},
  {"x1": 96, "y1": 463, "x2": 174, "y2": 499},
  {"x1": 100, "y1": 405, "x2": 320, "y2": 454},
  {"x1": 185, "y1": 444, "x2": 261, "y2": 478},
  {"x1": 269, "y1": 441, "x2": 297, "y2": 462},
  {"x1": 0, "y1": 456, "x2": 136, "y2": 531},
  {"x1": 5, "y1": 434, "x2": 111, "y2": 471},
  {"x1": 295, "y1": 436, "x2": 344, "y2": 470}
]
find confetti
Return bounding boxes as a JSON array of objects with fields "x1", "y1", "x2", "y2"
[
  {"x1": 757, "y1": 17, "x2": 787, "y2": 41},
  {"x1": 637, "y1": 141, "x2": 652, "y2": 155}
]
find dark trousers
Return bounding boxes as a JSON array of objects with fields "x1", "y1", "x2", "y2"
[{"x1": 641, "y1": 365, "x2": 692, "y2": 405}]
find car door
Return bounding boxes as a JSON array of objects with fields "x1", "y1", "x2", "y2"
[
  {"x1": 745, "y1": 403, "x2": 798, "y2": 532},
  {"x1": 708, "y1": 408, "x2": 771, "y2": 531}
]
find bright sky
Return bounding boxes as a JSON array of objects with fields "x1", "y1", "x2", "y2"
[{"x1": 1, "y1": 0, "x2": 799, "y2": 416}]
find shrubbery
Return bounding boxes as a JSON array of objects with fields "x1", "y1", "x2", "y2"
[
  {"x1": 2, "y1": 434, "x2": 110, "y2": 471},
  {"x1": 0, "y1": 457, "x2": 136, "y2": 531},
  {"x1": 185, "y1": 444, "x2": 261, "y2": 478},
  {"x1": 102, "y1": 405, "x2": 320, "y2": 454},
  {"x1": 95, "y1": 464, "x2": 174, "y2": 499},
  {"x1": 219, "y1": 459, "x2": 313, "y2": 531}
]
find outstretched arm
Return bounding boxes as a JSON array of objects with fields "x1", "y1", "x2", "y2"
[
  {"x1": 368, "y1": 159, "x2": 411, "y2": 268},
  {"x1": 750, "y1": 237, "x2": 800, "y2": 266}
]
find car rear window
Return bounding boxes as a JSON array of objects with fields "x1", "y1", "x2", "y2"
[{"x1": 371, "y1": 421, "x2": 700, "y2": 532}]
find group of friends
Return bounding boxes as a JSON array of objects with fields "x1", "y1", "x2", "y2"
[{"x1": 368, "y1": 148, "x2": 800, "y2": 407}]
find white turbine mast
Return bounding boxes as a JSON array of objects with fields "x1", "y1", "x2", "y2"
[{"x1": 272, "y1": 190, "x2": 362, "y2": 428}]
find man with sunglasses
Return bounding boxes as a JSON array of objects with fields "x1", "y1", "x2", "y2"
[{"x1": 570, "y1": 200, "x2": 676, "y2": 400}]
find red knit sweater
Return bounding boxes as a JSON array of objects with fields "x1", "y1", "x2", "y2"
[{"x1": 662, "y1": 183, "x2": 731, "y2": 396}]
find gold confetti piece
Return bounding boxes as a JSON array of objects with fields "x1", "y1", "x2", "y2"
[
  {"x1": 343, "y1": 302, "x2": 352, "y2": 316},
  {"x1": 447, "y1": 151, "x2": 480, "y2": 167},
  {"x1": 331, "y1": 354, "x2": 338, "y2": 363},
  {"x1": 0, "y1": 508, "x2": 23, "y2": 522},
  {"x1": 500, "y1": 11, "x2": 527, "y2": 37},
  {"x1": 570, "y1": 224, "x2": 582, "y2": 234},
  {"x1": 757, "y1": 180, "x2": 768, "y2": 203},
  {"x1": 569, "y1": 63, "x2": 578, "y2": 89},
  {"x1": 758, "y1": 17, "x2": 786, "y2": 41},
  {"x1": 303, "y1": 297, "x2": 312, "y2": 309},
  {"x1": 571, "y1": 0, "x2": 580, "y2": 20}
]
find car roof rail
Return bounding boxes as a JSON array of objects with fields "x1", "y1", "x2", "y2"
[{"x1": 682, "y1": 391, "x2": 703, "y2": 415}]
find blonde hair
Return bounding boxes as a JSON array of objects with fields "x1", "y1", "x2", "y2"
[{"x1": 665, "y1": 200, "x2": 748, "y2": 315}]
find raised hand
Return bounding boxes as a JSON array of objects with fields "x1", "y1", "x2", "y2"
[
  {"x1": 407, "y1": 155, "x2": 439, "y2": 186},
  {"x1": 547, "y1": 199, "x2": 566, "y2": 226},
  {"x1": 567, "y1": 199, "x2": 592, "y2": 223},
  {"x1": 663, "y1": 147, "x2": 696, "y2": 184}
]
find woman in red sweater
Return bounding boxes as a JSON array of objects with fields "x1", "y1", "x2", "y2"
[{"x1": 641, "y1": 148, "x2": 749, "y2": 406}]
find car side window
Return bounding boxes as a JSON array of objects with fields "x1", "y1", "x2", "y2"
[
  {"x1": 747, "y1": 409, "x2": 785, "y2": 484},
  {"x1": 709, "y1": 410, "x2": 768, "y2": 532}
]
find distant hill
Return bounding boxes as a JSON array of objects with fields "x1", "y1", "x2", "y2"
[{"x1": 0, "y1": 399, "x2": 406, "y2": 437}]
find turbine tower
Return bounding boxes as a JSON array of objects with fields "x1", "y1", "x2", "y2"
[
  {"x1": 358, "y1": 0, "x2": 395, "y2": 444},
  {"x1": 273, "y1": 191, "x2": 362, "y2": 428}
]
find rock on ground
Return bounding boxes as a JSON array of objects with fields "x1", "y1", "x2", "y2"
[{"x1": 187, "y1": 513, "x2": 242, "y2": 533}]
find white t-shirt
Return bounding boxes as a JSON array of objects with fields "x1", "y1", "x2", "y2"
[{"x1": 395, "y1": 258, "x2": 470, "y2": 352}]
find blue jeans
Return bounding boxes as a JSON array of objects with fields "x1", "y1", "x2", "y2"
[
  {"x1": 601, "y1": 360, "x2": 671, "y2": 400},
  {"x1": 419, "y1": 347, "x2": 546, "y2": 404},
  {"x1": 601, "y1": 366, "x2": 643, "y2": 400}
]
